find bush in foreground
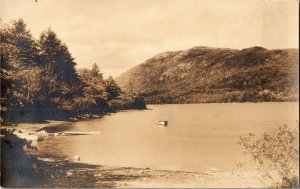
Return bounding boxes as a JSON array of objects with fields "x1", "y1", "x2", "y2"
[{"x1": 239, "y1": 124, "x2": 299, "y2": 188}]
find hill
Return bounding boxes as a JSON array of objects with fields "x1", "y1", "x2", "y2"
[{"x1": 115, "y1": 46, "x2": 299, "y2": 104}]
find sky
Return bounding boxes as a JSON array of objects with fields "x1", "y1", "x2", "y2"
[{"x1": 1, "y1": 0, "x2": 299, "y2": 77}]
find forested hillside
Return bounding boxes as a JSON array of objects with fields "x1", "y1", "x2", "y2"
[
  {"x1": 116, "y1": 46, "x2": 299, "y2": 104},
  {"x1": 0, "y1": 19, "x2": 145, "y2": 123}
]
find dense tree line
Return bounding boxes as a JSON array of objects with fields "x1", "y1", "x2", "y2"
[{"x1": 0, "y1": 19, "x2": 145, "y2": 123}]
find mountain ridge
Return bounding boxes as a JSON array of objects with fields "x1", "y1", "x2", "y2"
[{"x1": 115, "y1": 46, "x2": 299, "y2": 104}]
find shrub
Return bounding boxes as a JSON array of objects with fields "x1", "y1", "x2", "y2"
[{"x1": 239, "y1": 124, "x2": 299, "y2": 188}]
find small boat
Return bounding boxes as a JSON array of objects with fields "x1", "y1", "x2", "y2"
[{"x1": 158, "y1": 121, "x2": 168, "y2": 126}]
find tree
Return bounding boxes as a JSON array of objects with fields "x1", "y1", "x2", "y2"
[
  {"x1": 105, "y1": 76, "x2": 122, "y2": 100},
  {"x1": 91, "y1": 63, "x2": 103, "y2": 79},
  {"x1": 39, "y1": 28, "x2": 81, "y2": 99},
  {"x1": 12, "y1": 19, "x2": 40, "y2": 66},
  {"x1": 1, "y1": 18, "x2": 146, "y2": 123},
  {"x1": 78, "y1": 64, "x2": 107, "y2": 102},
  {"x1": 1, "y1": 19, "x2": 43, "y2": 109},
  {"x1": 4, "y1": 19, "x2": 40, "y2": 68}
]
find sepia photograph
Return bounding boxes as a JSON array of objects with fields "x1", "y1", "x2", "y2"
[{"x1": 0, "y1": 0, "x2": 299, "y2": 188}]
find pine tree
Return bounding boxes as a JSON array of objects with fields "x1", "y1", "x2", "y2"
[
  {"x1": 91, "y1": 63, "x2": 103, "y2": 79},
  {"x1": 39, "y1": 28, "x2": 81, "y2": 99},
  {"x1": 105, "y1": 76, "x2": 122, "y2": 100},
  {"x1": 78, "y1": 63, "x2": 107, "y2": 100},
  {"x1": 1, "y1": 19, "x2": 43, "y2": 108},
  {"x1": 9, "y1": 19, "x2": 41, "y2": 68}
]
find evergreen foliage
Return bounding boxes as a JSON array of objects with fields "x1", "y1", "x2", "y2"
[{"x1": 0, "y1": 19, "x2": 145, "y2": 123}]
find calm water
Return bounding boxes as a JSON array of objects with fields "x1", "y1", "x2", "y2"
[{"x1": 37, "y1": 102, "x2": 298, "y2": 172}]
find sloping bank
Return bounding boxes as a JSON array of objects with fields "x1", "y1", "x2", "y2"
[{"x1": 1, "y1": 123, "x2": 278, "y2": 188}]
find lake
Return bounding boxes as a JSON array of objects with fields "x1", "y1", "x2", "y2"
[{"x1": 37, "y1": 102, "x2": 298, "y2": 172}]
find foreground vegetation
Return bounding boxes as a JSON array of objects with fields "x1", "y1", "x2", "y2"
[
  {"x1": 239, "y1": 125, "x2": 299, "y2": 188},
  {"x1": 0, "y1": 19, "x2": 145, "y2": 123}
]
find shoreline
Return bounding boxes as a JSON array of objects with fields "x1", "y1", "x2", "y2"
[
  {"x1": 1, "y1": 121, "x2": 278, "y2": 188},
  {"x1": 146, "y1": 101, "x2": 299, "y2": 105},
  {"x1": 33, "y1": 157, "x2": 275, "y2": 188}
]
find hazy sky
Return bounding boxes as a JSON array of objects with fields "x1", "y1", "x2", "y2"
[{"x1": 1, "y1": 0, "x2": 299, "y2": 77}]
